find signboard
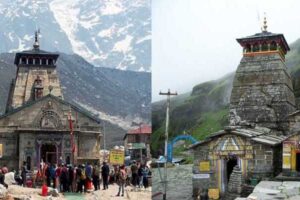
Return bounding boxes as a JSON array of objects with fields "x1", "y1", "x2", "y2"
[
  {"x1": 216, "y1": 150, "x2": 244, "y2": 156},
  {"x1": 208, "y1": 188, "x2": 220, "y2": 200},
  {"x1": 199, "y1": 161, "x2": 210, "y2": 172},
  {"x1": 0, "y1": 144, "x2": 2, "y2": 158},
  {"x1": 109, "y1": 149, "x2": 124, "y2": 165},
  {"x1": 283, "y1": 154, "x2": 291, "y2": 169},
  {"x1": 283, "y1": 142, "x2": 292, "y2": 153},
  {"x1": 127, "y1": 143, "x2": 146, "y2": 150},
  {"x1": 193, "y1": 173, "x2": 210, "y2": 179}
]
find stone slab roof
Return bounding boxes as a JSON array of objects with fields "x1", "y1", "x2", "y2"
[
  {"x1": 0, "y1": 94, "x2": 101, "y2": 124},
  {"x1": 190, "y1": 125, "x2": 286, "y2": 149},
  {"x1": 14, "y1": 48, "x2": 59, "y2": 64},
  {"x1": 236, "y1": 31, "x2": 290, "y2": 51}
]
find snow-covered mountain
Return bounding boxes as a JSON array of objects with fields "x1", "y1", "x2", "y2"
[{"x1": 0, "y1": 0, "x2": 151, "y2": 71}]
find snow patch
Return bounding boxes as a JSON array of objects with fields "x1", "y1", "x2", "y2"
[
  {"x1": 116, "y1": 64, "x2": 127, "y2": 71},
  {"x1": 50, "y1": 0, "x2": 103, "y2": 64},
  {"x1": 22, "y1": 11, "x2": 30, "y2": 17},
  {"x1": 101, "y1": 0, "x2": 125, "y2": 15},
  {"x1": 117, "y1": 24, "x2": 133, "y2": 35},
  {"x1": 23, "y1": 34, "x2": 32, "y2": 41},
  {"x1": 79, "y1": 14, "x2": 101, "y2": 29},
  {"x1": 112, "y1": 35, "x2": 133, "y2": 53},
  {"x1": 127, "y1": 54, "x2": 136, "y2": 64},
  {"x1": 75, "y1": 101, "x2": 134, "y2": 130},
  {"x1": 9, "y1": 37, "x2": 27, "y2": 52},
  {"x1": 8, "y1": 33, "x2": 14, "y2": 42},
  {"x1": 99, "y1": 54, "x2": 108, "y2": 60},
  {"x1": 136, "y1": 35, "x2": 151, "y2": 44},
  {"x1": 98, "y1": 25, "x2": 117, "y2": 38},
  {"x1": 138, "y1": 67, "x2": 145, "y2": 72}
]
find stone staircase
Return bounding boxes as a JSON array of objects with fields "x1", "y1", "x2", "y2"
[{"x1": 224, "y1": 166, "x2": 244, "y2": 200}]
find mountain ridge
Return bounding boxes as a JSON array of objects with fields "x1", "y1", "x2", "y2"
[{"x1": 0, "y1": 0, "x2": 150, "y2": 71}]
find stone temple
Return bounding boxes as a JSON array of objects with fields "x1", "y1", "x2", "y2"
[
  {"x1": 191, "y1": 19, "x2": 300, "y2": 199},
  {"x1": 0, "y1": 32, "x2": 102, "y2": 170}
]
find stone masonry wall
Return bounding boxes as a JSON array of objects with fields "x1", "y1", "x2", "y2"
[
  {"x1": 0, "y1": 130, "x2": 19, "y2": 169},
  {"x1": 248, "y1": 143, "x2": 275, "y2": 179},
  {"x1": 230, "y1": 53, "x2": 296, "y2": 132},
  {"x1": 11, "y1": 66, "x2": 63, "y2": 109},
  {"x1": 192, "y1": 144, "x2": 217, "y2": 198}
]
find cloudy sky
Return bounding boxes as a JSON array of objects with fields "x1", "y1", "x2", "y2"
[{"x1": 152, "y1": 0, "x2": 300, "y2": 101}]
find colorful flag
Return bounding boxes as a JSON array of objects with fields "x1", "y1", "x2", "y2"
[{"x1": 68, "y1": 111, "x2": 75, "y2": 153}]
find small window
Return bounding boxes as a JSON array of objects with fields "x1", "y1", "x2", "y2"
[
  {"x1": 28, "y1": 58, "x2": 33, "y2": 65},
  {"x1": 48, "y1": 59, "x2": 53, "y2": 65},
  {"x1": 261, "y1": 42, "x2": 268, "y2": 51},
  {"x1": 66, "y1": 156, "x2": 70, "y2": 165},
  {"x1": 245, "y1": 44, "x2": 251, "y2": 53},
  {"x1": 270, "y1": 41, "x2": 277, "y2": 51},
  {"x1": 253, "y1": 43, "x2": 259, "y2": 52},
  {"x1": 35, "y1": 58, "x2": 40, "y2": 65},
  {"x1": 26, "y1": 156, "x2": 31, "y2": 170},
  {"x1": 21, "y1": 57, "x2": 26, "y2": 64},
  {"x1": 42, "y1": 58, "x2": 47, "y2": 65}
]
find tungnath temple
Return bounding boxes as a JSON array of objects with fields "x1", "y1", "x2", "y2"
[{"x1": 191, "y1": 18, "x2": 300, "y2": 199}]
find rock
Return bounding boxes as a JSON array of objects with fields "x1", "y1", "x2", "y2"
[{"x1": 48, "y1": 188, "x2": 59, "y2": 197}]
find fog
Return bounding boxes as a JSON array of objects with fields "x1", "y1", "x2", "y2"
[{"x1": 152, "y1": 0, "x2": 300, "y2": 101}]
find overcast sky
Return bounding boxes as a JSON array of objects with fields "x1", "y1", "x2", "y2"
[{"x1": 152, "y1": 0, "x2": 300, "y2": 101}]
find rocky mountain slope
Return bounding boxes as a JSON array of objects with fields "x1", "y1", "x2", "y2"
[
  {"x1": 0, "y1": 52, "x2": 151, "y2": 147},
  {"x1": 0, "y1": 0, "x2": 150, "y2": 71},
  {"x1": 152, "y1": 38, "x2": 300, "y2": 154}
]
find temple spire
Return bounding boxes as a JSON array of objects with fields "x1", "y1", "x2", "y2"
[
  {"x1": 262, "y1": 13, "x2": 268, "y2": 32},
  {"x1": 33, "y1": 29, "x2": 40, "y2": 49}
]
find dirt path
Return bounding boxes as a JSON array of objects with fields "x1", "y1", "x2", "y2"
[{"x1": 84, "y1": 184, "x2": 151, "y2": 200}]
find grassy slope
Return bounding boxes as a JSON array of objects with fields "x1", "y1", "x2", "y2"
[
  {"x1": 152, "y1": 38, "x2": 300, "y2": 157},
  {"x1": 190, "y1": 107, "x2": 229, "y2": 141},
  {"x1": 151, "y1": 73, "x2": 233, "y2": 156},
  {"x1": 286, "y1": 38, "x2": 300, "y2": 73}
]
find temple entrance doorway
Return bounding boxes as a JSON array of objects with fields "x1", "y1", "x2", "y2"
[
  {"x1": 296, "y1": 153, "x2": 300, "y2": 172},
  {"x1": 41, "y1": 144, "x2": 57, "y2": 164},
  {"x1": 226, "y1": 157, "x2": 238, "y2": 182}
]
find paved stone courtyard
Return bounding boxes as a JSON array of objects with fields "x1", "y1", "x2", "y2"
[
  {"x1": 3, "y1": 184, "x2": 151, "y2": 200},
  {"x1": 237, "y1": 181, "x2": 300, "y2": 200},
  {"x1": 152, "y1": 164, "x2": 193, "y2": 200}
]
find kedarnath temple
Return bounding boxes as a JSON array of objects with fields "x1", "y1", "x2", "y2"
[
  {"x1": 191, "y1": 18, "x2": 300, "y2": 199},
  {"x1": 0, "y1": 32, "x2": 102, "y2": 171}
]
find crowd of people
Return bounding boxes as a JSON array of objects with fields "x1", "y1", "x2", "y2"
[
  {"x1": 109, "y1": 161, "x2": 151, "y2": 196},
  {"x1": 0, "y1": 160, "x2": 151, "y2": 196},
  {"x1": 130, "y1": 161, "x2": 151, "y2": 190},
  {"x1": 33, "y1": 162, "x2": 103, "y2": 193}
]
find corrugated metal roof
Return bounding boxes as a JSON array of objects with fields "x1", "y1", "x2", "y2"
[
  {"x1": 127, "y1": 124, "x2": 152, "y2": 134},
  {"x1": 190, "y1": 126, "x2": 286, "y2": 149}
]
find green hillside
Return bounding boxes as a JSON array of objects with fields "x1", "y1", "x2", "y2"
[{"x1": 151, "y1": 38, "x2": 300, "y2": 157}]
